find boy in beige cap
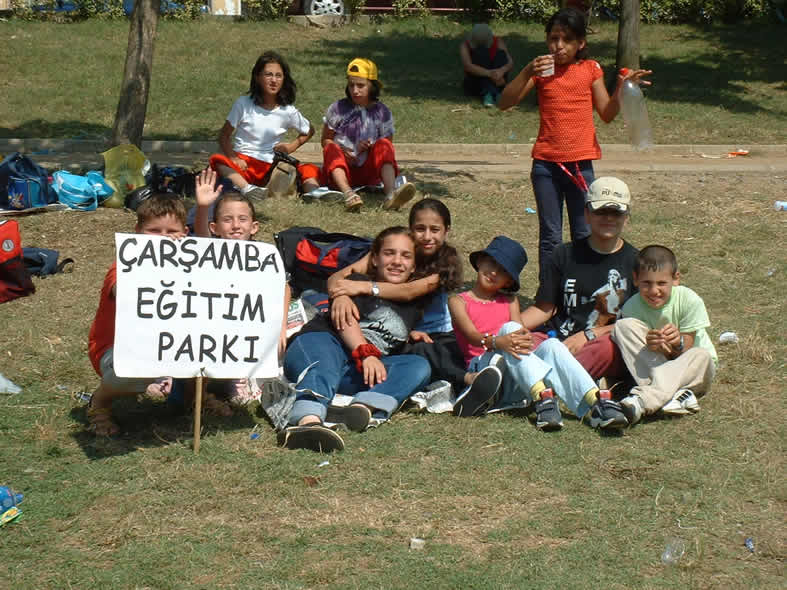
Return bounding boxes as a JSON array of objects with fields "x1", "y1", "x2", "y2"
[{"x1": 519, "y1": 176, "x2": 639, "y2": 430}]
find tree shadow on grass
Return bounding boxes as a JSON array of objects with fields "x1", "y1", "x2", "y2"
[
  {"x1": 0, "y1": 120, "x2": 112, "y2": 141},
  {"x1": 298, "y1": 24, "x2": 784, "y2": 114},
  {"x1": 69, "y1": 397, "x2": 257, "y2": 460},
  {"x1": 297, "y1": 31, "x2": 554, "y2": 104}
]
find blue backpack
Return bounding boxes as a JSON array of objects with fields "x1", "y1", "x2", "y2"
[
  {"x1": 22, "y1": 247, "x2": 74, "y2": 277},
  {"x1": 0, "y1": 152, "x2": 57, "y2": 211}
]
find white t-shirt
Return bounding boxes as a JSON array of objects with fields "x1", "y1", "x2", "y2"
[{"x1": 226, "y1": 96, "x2": 311, "y2": 163}]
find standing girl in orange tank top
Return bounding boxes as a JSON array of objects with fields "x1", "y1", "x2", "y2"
[{"x1": 498, "y1": 7, "x2": 651, "y2": 284}]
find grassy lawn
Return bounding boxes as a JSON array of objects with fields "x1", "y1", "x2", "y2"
[
  {"x1": 1, "y1": 17, "x2": 786, "y2": 144},
  {"x1": 1, "y1": 166, "x2": 785, "y2": 588}
]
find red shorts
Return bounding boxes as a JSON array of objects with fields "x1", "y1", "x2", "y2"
[
  {"x1": 209, "y1": 152, "x2": 319, "y2": 185},
  {"x1": 531, "y1": 331, "x2": 626, "y2": 380},
  {"x1": 321, "y1": 137, "x2": 399, "y2": 188}
]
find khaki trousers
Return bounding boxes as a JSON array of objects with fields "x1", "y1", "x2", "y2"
[{"x1": 612, "y1": 318, "x2": 715, "y2": 414}]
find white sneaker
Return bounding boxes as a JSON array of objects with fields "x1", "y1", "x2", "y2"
[
  {"x1": 302, "y1": 186, "x2": 344, "y2": 202},
  {"x1": 662, "y1": 389, "x2": 700, "y2": 415},
  {"x1": 620, "y1": 394, "x2": 645, "y2": 425},
  {"x1": 383, "y1": 182, "x2": 416, "y2": 211},
  {"x1": 241, "y1": 184, "x2": 267, "y2": 200}
]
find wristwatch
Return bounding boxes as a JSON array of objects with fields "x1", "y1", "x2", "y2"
[
  {"x1": 371, "y1": 282, "x2": 380, "y2": 297},
  {"x1": 676, "y1": 335, "x2": 685, "y2": 352},
  {"x1": 584, "y1": 328, "x2": 596, "y2": 342}
]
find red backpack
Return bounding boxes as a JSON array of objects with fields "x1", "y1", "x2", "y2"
[{"x1": 0, "y1": 220, "x2": 35, "y2": 303}]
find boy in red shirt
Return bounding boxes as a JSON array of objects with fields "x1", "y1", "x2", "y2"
[{"x1": 87, "y1": 195, "x2": 187, "y2": 436}]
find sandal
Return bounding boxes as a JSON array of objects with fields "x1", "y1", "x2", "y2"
[
  {"x1": 326, "y1": 403, "x2": 371, "y2": 432},
  {"x1": 87, "y1": 406, "x2": 120, "y2": 437},
  {"x1": 344, "y1": 191, "x2": 363, "y2": 212},
  {"x1": 202, "y1": 391, "x2": 234, "y2": 417},
  {"x1": 277, "y1": 424, "x2": 345, "y2": 452}
]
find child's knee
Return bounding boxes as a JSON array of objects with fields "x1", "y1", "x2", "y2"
[
  {"x1": 499, "y1": 321, "x2": 523, "y2": 336},
  {"x1": 613, "y1": 317, "x2": 647, "y2": 337},
  {"x1": 537, "y1": 337, "x2": 572, "y2": 360}
]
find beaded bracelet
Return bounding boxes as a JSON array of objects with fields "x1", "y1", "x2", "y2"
[{"x1": 481, "y1": 332, "x2": 491, "y2": 351}]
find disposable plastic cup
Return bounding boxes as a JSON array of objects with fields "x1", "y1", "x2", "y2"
[{"x1": 541, "y1": 55, "x2": 555, "y2": 77}]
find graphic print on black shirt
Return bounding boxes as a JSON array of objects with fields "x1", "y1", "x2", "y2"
[{"x1": 536, "y1": 238, "x2": 638, "y2": 338}]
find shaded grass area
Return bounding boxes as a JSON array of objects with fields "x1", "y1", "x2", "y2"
[
  {"x1": 1, "y1": 18, "x2": 786, "y2": 144},
  {"x1": 1, "y1": 169, "x2": 785, "y2": 588}
]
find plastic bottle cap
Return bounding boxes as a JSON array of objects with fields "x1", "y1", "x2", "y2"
[{"x1": 620, "y1": 67, "x2": 629, "y2": 75}]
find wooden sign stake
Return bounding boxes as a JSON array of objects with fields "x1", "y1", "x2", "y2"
[{"x1": 193, "y1": 373, "x2": 204, "y2": 454}]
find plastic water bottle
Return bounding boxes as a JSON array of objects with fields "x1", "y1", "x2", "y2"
[
  {"x1": 619, "y1": 68, "x2": 653, "y2": 150},
  {"x1": 661, "y1": 538, "x2": 686, "y2": 565}
]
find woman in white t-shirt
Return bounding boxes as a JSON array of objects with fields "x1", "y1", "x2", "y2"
[{"x1": 209, "y1": 51, "x2": 334, "y2": 200}]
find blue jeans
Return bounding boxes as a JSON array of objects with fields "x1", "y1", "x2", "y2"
[
  {"x1": 531, "y1": 159, "x2": 595, "y2": 283},
  {"x1": 469, "y1": 322, "x2": 597, "y2": 418},
  {"x1": 283, "y1": 331, "x2": 431, "y2": 425}
]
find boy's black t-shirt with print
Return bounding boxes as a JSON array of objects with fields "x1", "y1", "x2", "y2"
[{"x1": 536, "y1": 238, "x2": 639, "y2": 338}]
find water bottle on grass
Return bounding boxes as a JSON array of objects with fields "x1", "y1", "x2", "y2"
[{"x1": 619, "y1": 68, "x2": 653, "y2": 150}]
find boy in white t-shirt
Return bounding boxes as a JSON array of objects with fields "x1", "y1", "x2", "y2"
[{"x1": 612, "y1": 245, "x2": 717, "y2": 425}]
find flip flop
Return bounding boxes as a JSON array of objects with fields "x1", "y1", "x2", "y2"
[
  {"x1": 344, "y1": 191, "x2": 363, "y2": 212},
  {"x1": 277, "y1": 424, "x2": 345, "y2": 452}
]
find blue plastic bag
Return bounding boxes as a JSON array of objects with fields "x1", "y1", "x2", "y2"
[{"x1": 52, "y1": 170, "x2": 114, "y2": 211}]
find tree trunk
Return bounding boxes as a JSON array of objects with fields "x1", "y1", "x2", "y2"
[
  {"x1": 111, "y1": 0, "x2": 161, "y2": 148},
  {"x1": 616, "y1": 0, "x2": 641, "y2": 71}
]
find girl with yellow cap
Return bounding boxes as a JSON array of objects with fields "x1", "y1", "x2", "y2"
[{"x1": 320, "y1": 58, "x2": 416, "y2": 212}]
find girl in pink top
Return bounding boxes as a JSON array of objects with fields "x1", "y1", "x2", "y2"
[
  {"x1": 498, "y1": 7, "x2": 651, "y2": 283},
  {"x1": 449, "y1": 236, "x2": 601, "y2": 431}
]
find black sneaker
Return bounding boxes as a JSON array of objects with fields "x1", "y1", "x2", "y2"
[
  {"x1": 534, "y1": 388, "x2": 564, "y2": 431},
  {"x1": 326, "y1": 404, "x2": 372, "y2": 432},
  {"x1": 453, "y1": 361, "x2": 503, "y2": 417},
  {"x1": 277, "y1": 425, "x2": 345, "y2": 452},
  {"x1": 588, "y1": 390, "x2": 629, "y2": 430}
]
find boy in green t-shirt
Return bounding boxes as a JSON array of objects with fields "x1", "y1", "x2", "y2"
[{"x1": 611, "y1": 245, "x2": 717, "y2": 425}]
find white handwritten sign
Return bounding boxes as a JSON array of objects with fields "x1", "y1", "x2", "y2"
[{"x1": 113, "y1": 233, "x2": 285, "y2": 379}]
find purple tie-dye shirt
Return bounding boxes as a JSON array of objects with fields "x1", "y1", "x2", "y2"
[{"x1": 323, "y1": 98, "x2": 395, "y2": 166}]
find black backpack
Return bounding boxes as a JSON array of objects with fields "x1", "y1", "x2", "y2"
[{"x1": 274, "y1": 226, "x2": 372, "y2": 295}]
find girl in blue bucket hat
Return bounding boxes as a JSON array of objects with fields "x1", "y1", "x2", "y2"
[{"x1": 448, "y1": 236, "x2": 602, "y2": 430}]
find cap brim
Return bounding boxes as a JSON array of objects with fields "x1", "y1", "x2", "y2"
[{"x1": 587, "y1": 201, "x2": 629, "y2": 212}]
